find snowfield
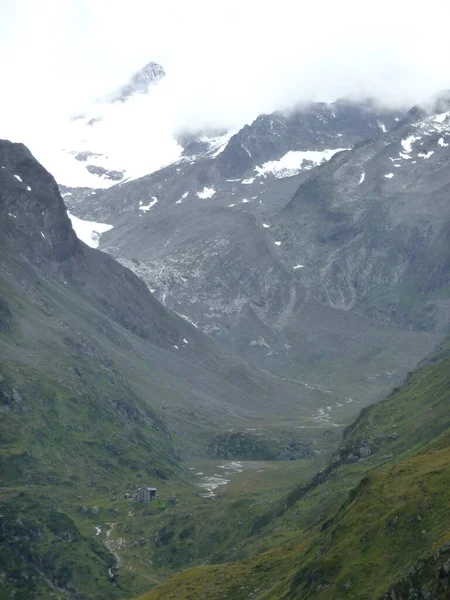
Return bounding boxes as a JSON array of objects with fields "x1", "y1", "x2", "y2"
[
  {"x1": 254, "y1": 148, "x2": 348, "y2": 179},
  {"x1": 67, "y1": 212, "x2": 113, "y2": 248}
]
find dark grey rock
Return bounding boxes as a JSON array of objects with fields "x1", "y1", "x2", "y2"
[{"x1": 85, "y1": 165, "x2": 125, "y2": 181}]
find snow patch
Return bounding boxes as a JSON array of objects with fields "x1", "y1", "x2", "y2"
[
  {"x1": 26, "y1": 185, "x2": 32, "y2": 191},
  {"x1": 197, "y1": 187, "x2": 216, "y2": 199},
  {"x1": 176, "y1": 191, "x2": 189, "y2": 204},
  {"x1": 241, "y1": 144, "x2": 252, "y2": 158},
  {"x1": 40, "y1": 231, "x2": 46, "y2": 239},
  {"x1": 274, "y1": 241, "x2": 281, "y2": 246},
  {"x1": 434, "y1": 111, "x2": 450, "y2": 123},
  {"x1": 228, "y1": 203, "x2": 235, "y2": 207},
  {"x1": 293, "y1": 264, "x2": 304, "y2": 269},
  {"x1": 250, "y1": 337, "x2": 270, "y2": 349},
  {"x1": 384, "y1": 173, "x2": 394, "y2": 179},
  {"x1": 205, "y1": 132, "x2": 235, "y2": 157},
  {"x1": 438, "y1": 137, "x2": 449, "y2": 147},
  {"x1": 417, "y1": 150, "x2": 434, "y2": 159},
  {"x1": 177, "y1": 313, "x2": 199, "y2": 328},
  {"x1": 241, "y1": 199, "x2": 250, "y2": 203},
  {"x1": 139, "y1": 197, "x2": 158, "y2": 212},
  {"x1": 359, "y1": 172, "x2": 365, "y2": 184},
  {"x1": 255, "y1": 148, "x2": 347, "y2": 179},
  {"x1": 68, "y1": 212, "x2": 113, "y2": 248},
  {"x1": 377, "y1": 121, "x2": 387, "y2": 133},
  {"x1": 401, "y1": 135, "x2": 420, "y2": 154},
  {"x1": 262, "y1": 223, "x2": 270, "y2": 228},
  {"x1": 14, "y1": 174, "x2": 23, "y2": 182},
  {"x1": 241, "y1": 177, "x2": 255, "y2": 185}
]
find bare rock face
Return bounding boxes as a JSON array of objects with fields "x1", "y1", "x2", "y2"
[
  {"x1": 85, "y1": 165, "x2": 125, "y2": 181},
  {"x1": 0, "y1": 140, "x2": 206, "y2": 352},
  {"x1": 216, "y1": 99, "x2": 402, "y2": 178},
  {"x1": 0, "y1": 140, "x2": 79, "y2": 263}
]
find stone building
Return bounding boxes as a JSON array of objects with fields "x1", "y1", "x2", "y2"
[{"x1": 135, "y1": 487, "x2": 157, "y2": 502}]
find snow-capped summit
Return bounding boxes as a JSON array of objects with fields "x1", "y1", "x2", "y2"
[
  {"x1": 113, "y1": 61, "x2": 166, "y2": 102},
  {"x1": 29, "y1": 60, "x2": 181, "y2": 189}
]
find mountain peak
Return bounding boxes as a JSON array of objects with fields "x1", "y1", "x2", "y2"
[{"x1": 113, "y1": 61, "x2": 166, "y2": 102}]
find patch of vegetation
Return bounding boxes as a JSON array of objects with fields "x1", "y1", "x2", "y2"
[
  {"x1": 207, "y1": 430, "x2": 313, "y2": 461},
  {"x1": 0, "y1": 493, "x2": 126, "y2": 600}
]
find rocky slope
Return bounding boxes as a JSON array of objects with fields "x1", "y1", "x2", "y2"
[
  {"x1": 63, "y1": 100, "x2": 443, "y2": 404},
  {"x1": 272, "y1": 105, "x2": 450, "y2": 332},
  {"x1": 215, "y1": 98, "x2": 401, "y2": 178}
]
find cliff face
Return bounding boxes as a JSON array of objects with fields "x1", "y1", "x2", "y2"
[{"x1": 0, "y1": 140, "x2": 79, "y2": 263}]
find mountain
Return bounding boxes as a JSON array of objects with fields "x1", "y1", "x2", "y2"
[
  {"x1": 138, "y1": 333, "x2": 450, "y2": 599},
  {"x1": 33, "y1": 61, "x2": 176, "y2": 190},
  {"x1": 112, "y1": 61, "x2": 166, "y2": 102},
  {"x1": 63, "y1": 99, "x2": 441, "y2": 410},
  {"x1": 4, "y1": 93, "x2": 450, "y2": 600},
  {"x1": 271, "y1": 105, "x2": 450, "y2": 331},
  {"x1": 0, "y1": 140, "x2": 317, "y2": 598},
  {"x1": 215, "y1": 98, "x2": 401, "y2": 178}
]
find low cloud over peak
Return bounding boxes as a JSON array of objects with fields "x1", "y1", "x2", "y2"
[{"x1": 1, "y1": 0, "x2": 450, "y2": 181}]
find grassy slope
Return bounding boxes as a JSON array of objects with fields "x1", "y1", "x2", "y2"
[
  {"x1": 1, "y1": 252, "x2": 447, "y2": 600},
  {"x1": 0, "y1": 283, "x2": 180, "y2": 599},
  {"x1": 0, "y1": 242, "x2": 345, "y2": 598},
  {"x1": 137, "y1": 337, "x2": 450, "y2": 599},
  {"x1": 0, "y1": 493, "x2": 127, "y2": 600},
  {"x1": 0, "y1": 262, "x2": 336, "y2": 598}
]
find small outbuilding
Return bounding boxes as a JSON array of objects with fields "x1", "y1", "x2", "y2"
[{"x1": 135, "y1": 487, "x2": 157, "y2": 502}]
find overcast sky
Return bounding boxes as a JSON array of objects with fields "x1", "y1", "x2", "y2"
[{"x1": 1, "y1": 0, "x2": 450, "y2": 181}]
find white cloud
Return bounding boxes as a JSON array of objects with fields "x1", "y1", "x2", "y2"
[{"x1": 1, "y1": 0, "x2": 450, "y2": 182}]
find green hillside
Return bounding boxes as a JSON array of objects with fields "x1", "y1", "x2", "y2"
[{"x1": 137, "y1": 336, "x2": 450, "y2": 599}]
